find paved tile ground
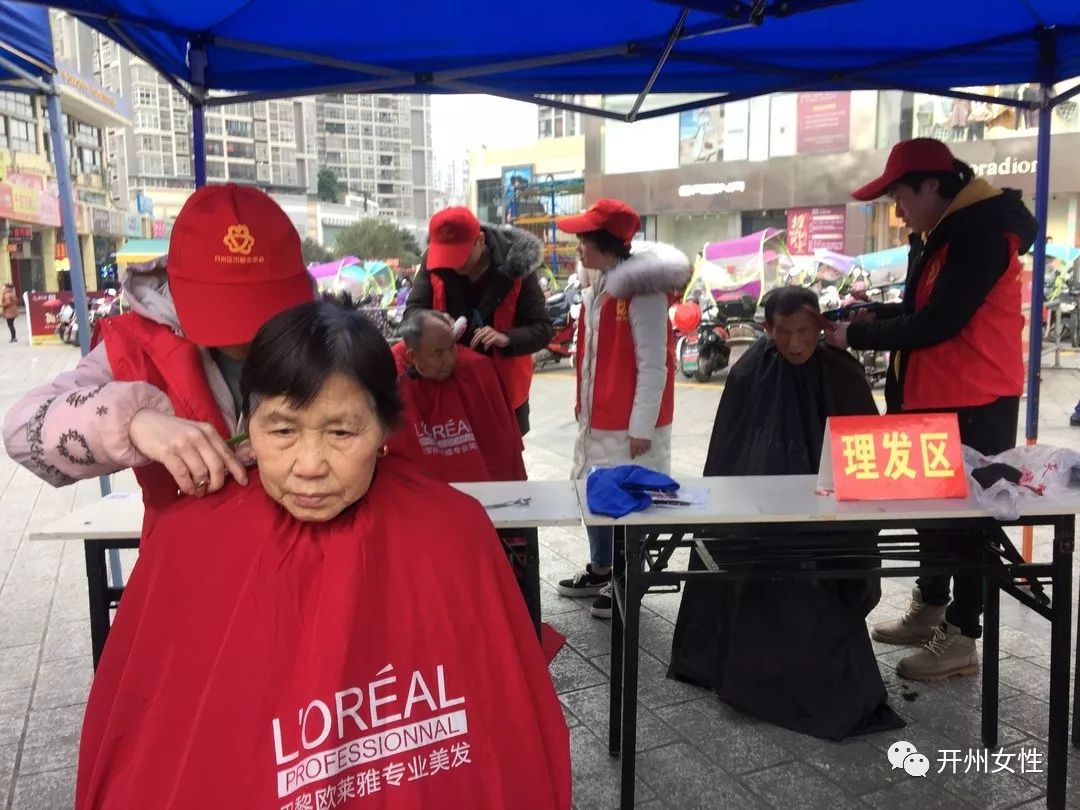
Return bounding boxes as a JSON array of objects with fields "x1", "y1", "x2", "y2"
[{"x1": 0, "y1": 317, "x2": 1078, "y2": 809}]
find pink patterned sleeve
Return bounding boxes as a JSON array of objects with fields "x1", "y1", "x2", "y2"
[{"x1": 2, "y1": 343, "x2": 174, "y2": 486}]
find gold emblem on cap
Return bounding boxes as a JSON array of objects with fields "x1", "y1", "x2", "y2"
[{"x1": 223, "y1": 224, "x2": 256, "y2": 256}]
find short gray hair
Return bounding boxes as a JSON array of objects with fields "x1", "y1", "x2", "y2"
[{"x1": 400, "y1": 309, "x2": 453, "y2": 349}]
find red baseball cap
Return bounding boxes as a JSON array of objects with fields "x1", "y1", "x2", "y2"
[
  {"x1": 166, "y1": 184, "x2": 314, "y2": 347},
  {"x1": 852, "y1": 138, "x2": 957, "y2": 201},
  {"x1": 557, "y1": 199, "x2": 641, "y2": 244},
  {"x1": 427, "y1": 207, "x2": 482, "y2": 269}
]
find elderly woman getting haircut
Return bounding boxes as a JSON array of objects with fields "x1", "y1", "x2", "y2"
[{"x1": 76, "y1": 301, "x2": 570, "y2": 810}]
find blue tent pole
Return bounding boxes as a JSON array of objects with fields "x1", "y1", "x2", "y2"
[
  {"x1": 44, "y1": 89, "x2": 91, "y2": 358},
  {"x1": 1024, "y1": 34, "x2": 1056, "y2": 446},
  {"x1": 190, "y1": 45, "x2": 208, "y2": 188}
]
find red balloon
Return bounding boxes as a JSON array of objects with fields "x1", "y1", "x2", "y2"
[{"x1": 673, "y1": 302, "x2": 701, "y2": 333}]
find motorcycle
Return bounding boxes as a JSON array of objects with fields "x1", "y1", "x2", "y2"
[
  {"x1": 533, "y1": 275, "x2": 581, "y2": 371},
  {"x1": 673, "y1": 300, "x2": 733, "y2": 383}
]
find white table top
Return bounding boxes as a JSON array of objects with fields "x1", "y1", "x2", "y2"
[
  {"x1": 575, "y1": 475, "x2": 1080, "y2": 527},
  {"x1": 30, "y1": 480, "x2": 583, "y2": 542},
  {"x1": 451, "y1": 480, "x2": 583, "y2": 529}
]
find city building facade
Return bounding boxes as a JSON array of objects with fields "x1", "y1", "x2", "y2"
[
  {"x1": 0, "y1": 13, "x2": 133, "y2": 296},
  {"x1": 585, "y1": 87, "x2": 1080, "y2": 262}
]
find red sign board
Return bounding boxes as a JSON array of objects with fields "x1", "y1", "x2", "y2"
[
  {"x1": 820, "y1": 413, "x2": 969, "y2": 501},
  {"x1": 25, "y1": 290, "x2": 111, "y2": 346},
  {"x1": 786, "y1": 206, "x2": 847, "y2": 255},
  {"x1": 797, "y1": 91, "x2": 851, "y2": 154}
]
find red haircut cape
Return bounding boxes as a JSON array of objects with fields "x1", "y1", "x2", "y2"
[
  {"x1": 388, "y1": 343, "x2": 525, "y2": 483},
  {"x1": 77, "y1": 458, "x2": 570, "y2": 809}
]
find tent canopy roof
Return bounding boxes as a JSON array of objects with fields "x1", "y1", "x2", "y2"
[
  {"x1": 23, "y1": 1, "x2": 1080, "y2": 112},
  {"x1": 0, "y1": 2, "x2": 54, "y2": 85}
]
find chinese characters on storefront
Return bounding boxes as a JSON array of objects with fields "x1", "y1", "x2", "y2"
[{"x1": 785, "y1": 206, "x2": 847, "y2": 254}]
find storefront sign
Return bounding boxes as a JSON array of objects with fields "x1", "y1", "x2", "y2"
[
  {"x1": 0, "y1": 171, "x2": 60, "y2": 227},
  {"x1": 152, "y1": 219, "x2": 168, "y2": 238},
  {"x1": 797, "y1": 92, "x2": 851, "y2": 154},
  {"x1": 136, "y1": 191, "x2": 154, "y2": 216},
  {"x1": 970, "y1": 156, "x2": 1038, "y2": 178},
  {"x1": 92, "y1": 208, "x2": 111, "y2": 234},
  {"x1": 25, "y1": 290, "x2": 111, "y2": 346},
  {"x1": 125, "y1": 213, "x2": 141, "y2": 238},
  {"x1": 56, "y1": 62, "x2": 132, "y2": 121},
  {"x1": 818, "y1": 413, "x2": 968, "y2": 501},
  {"x1": 678, "y1": 181, "x2": 747, "y2": 197},
  {"x1": 786, "y1": 206, "x2": 847, "y2": 254},
  {"x1": 7, "y1": 225, "x2": 32, "y2": 242}
]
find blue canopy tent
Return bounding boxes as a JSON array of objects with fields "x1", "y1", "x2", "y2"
[
  {"x1": 18, "y1": 0, "x2": 1079, "y2": 450},
  {"x1": 0, "y1": 2, "x2": 94, "y2": 358}
]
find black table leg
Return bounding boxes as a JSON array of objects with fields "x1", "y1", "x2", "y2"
[
  {"x1": 522, "y1": 527, "x2": 542, "y2": 640},
  {"x1": 1068, "y1": 518, "x2": 1080, "y2": 749},
  {"x1": 981, "y1": 556, "x2": 1000, "y2": 749},
  {"x1": 619, "y1": 526, "x2": 642, "y2": 810},
  {"x1": 1047, "y1": 517, "x2": 1073, "y2": 810},
  {"x1": 609, "y1": 525, "x2": 625, "y2": 758},
  {"x1": 85, "y1": 540, "x2": 111, "y2": 670}
]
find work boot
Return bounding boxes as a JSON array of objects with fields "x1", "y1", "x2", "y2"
[
  {"x1": 870, "y1": 587, "x2": 947, "y2": 646},
  {"x1": 896, "y1": 623, "x2": 979, "y2": 681}
]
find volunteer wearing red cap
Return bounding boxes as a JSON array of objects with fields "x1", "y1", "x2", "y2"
[
  {"x1": 3, "y1": 184, "x2": 314, "y2": 527},
  {"x1": 406, "y1": 207, "x2": 553, "y2": 435},
  {"x1": 554, "y1": 199, "x2": 690, "y2": 619},
  {"x1": 825, "y1": 138, "x2": 1036, "y2": 681}
]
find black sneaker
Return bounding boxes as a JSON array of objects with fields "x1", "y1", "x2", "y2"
[
  {"x1": 557, "y1": 564, "x2": 610, "y2": 597},
  {"x1": 1071, "y1": 412, "x2": 1080, "y2": 427},
  {"x1": 590, "y1": 584, "x2": 613, "y2": 620}
]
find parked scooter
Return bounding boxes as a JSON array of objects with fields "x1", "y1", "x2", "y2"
[
  {"x1": 533, "y1": 275, "x2": 581, "y2": 371},
  {"x1": 673, "y1": 300, "x2": 733, "y2": 383}
]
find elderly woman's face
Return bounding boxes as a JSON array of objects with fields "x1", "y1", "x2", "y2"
[{"x1": 248, "y1": 373, "x2": 386, "y2": 522}]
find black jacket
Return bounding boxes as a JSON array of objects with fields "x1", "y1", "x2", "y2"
[
  {"x1": 848, "y1": 183, "x2": 1037, "y2": 412},
  {"x1": 406, "y1": 225, "x2": 553, "y2": 356}
]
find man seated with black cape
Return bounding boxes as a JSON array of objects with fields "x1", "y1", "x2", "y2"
[{"x1": 668, "y1": 286, "x2": 903, "y2": 740}]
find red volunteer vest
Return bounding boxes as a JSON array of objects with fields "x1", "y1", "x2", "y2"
[
  {"x1": 574, "y1": 294, "x2": 676, "y2": 432},
  {"x1": 902, "y1": 236, "x2": 1025, "y2": 410},
  {"x1": 99, "y1": 313, "x2": 230, "y2": 529},
  {"x1": 429, "y1": 273, "x2": 533, "y2": 412}
]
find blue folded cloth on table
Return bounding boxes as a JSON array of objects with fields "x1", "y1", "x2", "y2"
[{"x1": 586, "y1": 465, "x2": 680, "y2": 518}]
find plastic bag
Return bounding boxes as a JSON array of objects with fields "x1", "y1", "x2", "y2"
[{"x1": 963, "y1": 444, "x2": 1080, "y2": 520}]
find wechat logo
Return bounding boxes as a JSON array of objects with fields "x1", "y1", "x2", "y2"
[{"x1": 888, "y1": 741, "x2": 930, "y2": 778}]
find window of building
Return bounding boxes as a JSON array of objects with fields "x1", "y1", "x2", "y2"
[
  {"x1": 229, "y1": 162, "x2": 257, "y2": 182},
  {"x1": 140, "y1": 134, "x2": 156, "y2": 151},
  {"x1": 205, "y1": 116, "x2": 223, "y2": 136},
  {"x1": 177, "y1": 157, "x2": 191, "y2": 177},
  {"x1": 207, "y1": 159, "x2": 226, "y2": 179},
  {"x1": 205, "y1": 140, "x2": 225, "y2": 157},
  {"x1": 226, "y1": 141, "x2": 255, "y2": 160},
  {"x1": 139, "y1": 154, "x2": 163, "y2": 176},
  {"x1": 254, "y1": 121, "x2": 268, "y2": 140},
  {"x1": 225, "y1": 119, "x2": 252, "y2": 138},
  {"x1": 135, "y1": 110, "x2": 159, "y2": 130},
  {"x1": 7, "y1": 118, "x2": 35, "y2": 153},
  {"x1": 136, "y1": 87, "x2": 156, "y2": 107}
]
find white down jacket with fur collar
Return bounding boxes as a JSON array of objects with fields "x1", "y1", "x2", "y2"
[{"x1": 571, "y1": 241, "x2": 691, "y2": 479}]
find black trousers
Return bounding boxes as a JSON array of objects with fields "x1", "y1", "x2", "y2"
[
  {"x1": 515, "y1": 400, "x2": 530, "y2": 437},
  {"x1": 5, "y1": 318, "x2": 15, "y2": 341},
  {"x1": 916, "y1": 396, "x2": 1020, "y2": 638}
]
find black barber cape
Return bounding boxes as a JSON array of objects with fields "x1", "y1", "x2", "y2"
[{"x1": 668, "y1": 338, "x2": 904, "y2": 740}]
